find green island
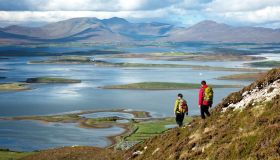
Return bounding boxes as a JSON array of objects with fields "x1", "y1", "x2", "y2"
[
  {"x1": 104, "y1": 52, "x2": 266, "y2": 61},
  {"x1": 216, "y1": 72, "x2": 267, "y2": 81},
  {"x1": 0, "y1": 77, "x2": 81, "y2": 91},
  {"x1": 28, "y1": 56, "x2": 262, "y2": 72},
  {"x1": 0, "y1": 83, "x2": 29, "y2": 91},
  {"x1": 26, "y1": 77, "x2": 81, "y2": 83},
  {"x1": 248, "y1": 61, "x2": 280, "y2": 68},
  {"x1": 0, "y1": 149, "x2": 34, "y2": 160},
  {"x1": 95, "y1": 61, "x2": 261, "y2": 72},
  {"x1": 101, "y1": 82, "x2": 243, "y2": 90},
  {"x1": 28, "y1": 56, "x2": 93, "y2": 64}
]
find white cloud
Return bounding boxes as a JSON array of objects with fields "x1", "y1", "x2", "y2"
[
  {"x1": 206, "y1": 0, "x2": 280, "y2": 12},
  {"x1": 222, "y1": 6, "x2": 280, "y2": 23},
  {"x1": 0, "y1": 10, "x2": 167, "y2": 24},
  {"x1": 0, "y1": 0, "x2": 178, "y2": 11},
  {"x1": 118, "y1": 0, "x2": 144, "y2": 10},
  {"x1": 205, "y1": 3, "x2": 280, "y2": 27},
  {"x1": 1, "y1": 0, "x2": 280, "y2": 28}
]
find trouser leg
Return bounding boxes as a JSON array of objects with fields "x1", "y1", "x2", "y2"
[
  {"x1": 200, "y1": 106, "x2": 205, "y2": 119},
  {"x1": 176, "y1": 113, "x2": 184, "y2": 127},
  {"x1": 205, "y1": 105, "x2": 211, "y2": 117}
]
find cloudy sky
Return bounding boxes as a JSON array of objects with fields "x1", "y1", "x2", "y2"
[{"x1": 1, "y1": 0, "x2": 280, "y2": 28}]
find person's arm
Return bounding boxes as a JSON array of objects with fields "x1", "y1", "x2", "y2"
[
  {"x1": 198, "y1": 88, "x2": 203, "y2": 107},
  {"x1": 174, "y1": 100, "x2": 179, "y2": 114},
  {"x1": 185, "y1": 101, "x2": 189, "y2": 115}
]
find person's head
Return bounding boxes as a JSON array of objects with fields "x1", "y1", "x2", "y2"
[
  {"x1": 178, "y1": 93, "x2": 183, "y2": 99},
  {"x1": 201, "y1": 80, "x2": 206, "y2": 86}
]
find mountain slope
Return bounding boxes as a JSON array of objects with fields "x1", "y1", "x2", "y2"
[
  {"x1": 2, "y1": 18, "x2": 130, "y2": 42},
  {"x1": 2, "y1": 18, "x2": 280, "y2": 43},
  {"x1": 1, "y1": 17, "x2": 172, "y2": 42},
  {"x1": 162, "y1": 20, "x2": 280, "y2": 43},
  {"x1": 123, "y1": 68, "x2": 280, "y2": 160}
]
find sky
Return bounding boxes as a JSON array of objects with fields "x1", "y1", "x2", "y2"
[{"x1": 0, "y1": 0, "x2": 280, "y2": 28}]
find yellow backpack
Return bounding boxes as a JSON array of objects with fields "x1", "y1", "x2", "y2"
[
  {"x1": 178, "y1": 99, "x2": 188, "y2": 113},
  {"x1": 204, "y1": 86, "x2": 213, "y2": 102}
]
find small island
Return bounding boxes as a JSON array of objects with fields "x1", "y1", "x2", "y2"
[
  {"x1": 28, "y1": 56, "x2": 262, "y2": 72},
  {"x1": 101, "y1": 82, "x2": 243, "y2": 90},
  {"x1": 217, "y1": 72, "x2": 266, "y2": 81},
  {"x1": 28, "y1": 56, "x2": 93, "y2": 64},
  {"x1": 247, "y1": 61, "x2": 280, "y2": 68},
  {"x1": 104, "y1": 52, "x2": 266, "y2": 61},
  {"x1": 0, "y1": 83, "x2": 29, "y2": 91},
  {"x1": 26, "y1": 77, "x2": 81, "y2": 83}
]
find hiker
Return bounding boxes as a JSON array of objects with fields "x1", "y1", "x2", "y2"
[
  {"x1": 198, "y1": 80, "x2": 213, "y2": 119},
  {"x1": 174, "y1": 93, "x2": 188, "y2": 127}
]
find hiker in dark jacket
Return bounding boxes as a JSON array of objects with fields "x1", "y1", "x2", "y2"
[
  {"x1": 174, "y1": 93, "x2": 188, "y2": 127},
  {"x1": 198, "y1": 80, "x2": 213, "y2": 119}
]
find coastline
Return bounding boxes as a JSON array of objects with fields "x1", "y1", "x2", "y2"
[
  {"x1": 0, "y1": 108, "x2": 187, "y2": 152},
  {"x1": 101, "y1": 82, "x2": 243, "y2": 90},
  {"x1": 0, "y1": 109, "x2": 152, "y2": 150}
]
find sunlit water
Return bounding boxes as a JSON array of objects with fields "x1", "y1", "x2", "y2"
[
  {"x1": 0, "y1": 49, "x2": 270, "y2": 151},
  {"x1": 0, "y1": 120, "x2": 124, "y2": 151}
]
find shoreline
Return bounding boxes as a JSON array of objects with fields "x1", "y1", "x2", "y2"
[
  {"x1": 27, "y1": 56, "x2": 264, "y2": 72},
  {"x1": 0, "y1": 109, "x2": 182, "y2": 152},
  {"x1": 0, "y1": 109, "x2": 152, "y2": 150},
  {"x1": 102, "y1": 52, "x2": 267, "y2": 61},
  {"x1": 101, "y1": 82, "x2": 243, "y2": 90},
  {"x1": 0, "y1": 83, "x2": 30, "y2": 91}
]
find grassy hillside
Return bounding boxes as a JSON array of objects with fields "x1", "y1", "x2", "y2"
[
  {"x1": 17, "y1": 68, "x2": 280, "y2": 160},
  {"x1": 0, "y1": 149, "x2": 33, "y2": 160},
  {"x1": 123, "y1": 68, "x2": 280, "y2": 160},
  {"x1": 20, "y1": 147, "x2": 120, "y2": 160}
]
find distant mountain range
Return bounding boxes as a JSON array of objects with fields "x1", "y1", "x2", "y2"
[{"x1": 1, "y1": 17, "x2": 280, "y2": 44}]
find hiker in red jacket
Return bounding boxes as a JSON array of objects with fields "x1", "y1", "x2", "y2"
[{"x1": 198, "y1": 80, "x2": 212, "y2": 119}]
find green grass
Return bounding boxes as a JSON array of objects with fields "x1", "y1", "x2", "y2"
[
  {"x1": 217, "y1": 72, "x2": 266, "y2": 81},
  {"x1": 126, "y1": 117, "x2": 192, "y2": 141},
  {"x1": 249, "y1": 61, "x2": 280, "y2": 67},
  {"x1": 26, "y1": 77, "x2": 81, "y2": 83},
  {"x1": 96, "y1": 61, "x2": 261, "y2": 72},
  {"x1": 29, "y1": 56, "x2": 92, "y2": 64},
  {"x1": 0, "y1": 83, "x2": 29, "y2": 91},
  {"x1": 150, "y1": 52, "x2": 192, "y2": 56},
  {"x1": 0, "y1": 150, "x2": 33, "y2": 160},
  {"x1": 12, "y1": 114, "x2": 81, "y2": 123},
  {"x1": 130, "y1": 111, "x2": 150, "y2": 118},
  {"x1": 102, "y1": 82, "x2": 242, "y2": 90}
]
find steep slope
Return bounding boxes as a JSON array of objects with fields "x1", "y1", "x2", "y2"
[
  {"x1": 123, "y1": 68, "x2": 280, "y2": 160},
  {"x1": 20, "y1": 146, "x2": 121, "y2": 160}
]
